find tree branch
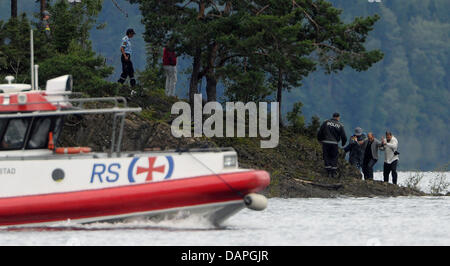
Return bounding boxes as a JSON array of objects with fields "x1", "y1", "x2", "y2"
[
  {"x1": 292, "y1": 0, "x2": 320, "y2": 32},
  {"x1": 256, "y1": 5, "x2": 269, "y2": 15},
  {"x1": 313, "y1": 42, "x2": 362, "y2": 56},
  {"x1": 208, "y1": 0, "x2": 222, "y2": 16}
]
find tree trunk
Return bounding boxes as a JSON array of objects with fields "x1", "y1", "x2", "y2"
[
  {"x1": 205, "y1": 42, "x2": 218, "y2": 102},
  {"x1": 40, "y1": 0, "x2": 46, "y2": 17},
  {"x1": 206, "y1": 73, "x2": 217, "y2": 102},
  {"x1": 11, "y1": 0, "x2": 17, "y2": 18},
  {"x1": 189, "y1": 47, "x2": 202, "y2": 108},
  {"x1": 277, "y1": 68, "x2": 284, "y2": 127}
]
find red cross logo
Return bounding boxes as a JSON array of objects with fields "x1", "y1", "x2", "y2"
[{"x1": 136, "y1": 157, "x2": 166, "y2": 181}]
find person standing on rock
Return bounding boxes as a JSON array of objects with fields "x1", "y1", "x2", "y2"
[
  {"x1": 344, "y1": 127, "x2": 366, "y2": 171},
  {"x1": 380, "y1": 131, "x2": 399, "y2": 185},
  {"x1": 118, "y1": 28, "x2": 136, "y2": 87},
  {"x1": 359, "y1": 132, "x2": 383, "y2": 180},
  {"x1": 317, "y1": 113, "x2": 347, "y2": 178},
  {"x1": 163, "y1": 39, "x2": 178, "y2": 97}
]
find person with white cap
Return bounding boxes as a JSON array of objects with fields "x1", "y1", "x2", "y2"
[
  {"x1": 344, "y1": 127, "x2": 367, "y2": 171},
  {"x1": 118, "y1": 28, "x2": 136, "y2": 87}
]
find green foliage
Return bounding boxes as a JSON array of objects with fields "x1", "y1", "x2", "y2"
[
  {"x1": 0, "y1": 15, "x2": 32, "y2": 83},
  {"x1": 39, "y1": 41, "x2": 114, "y2": 96},
  {"x1": 137, "y1": 65, "x2": 164, "y2": 90},
  {"x1": 306, "y1": 115, "x2": 321, "y2": 139},
  {"x1": 286, "y1": 104, "x2": 320, "y2": 138},
  {"x1": 45, "y1": 0, "x2": 103, "y2": 53},
  {"x1": 129, "y1": 87, "x2": 180, "y2": 122},
  {"x1": 222, "y1": 65, "x2": 274, "y2": 103},
  {"x1": 287, "y1": 102, "x2": 306, "y2": 133},
  {"x1": 0, "y1": 1, "x2": 117, "y2": 97},
  {"x1": 131, "y1": 0, "x2": 382, "y2": 118}
]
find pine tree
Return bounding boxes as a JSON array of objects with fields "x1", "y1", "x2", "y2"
[
  {"x1": 1, "y1": 1, "x2": 114, "y2": 96},
  {"x1": 0, "y1": 14, "x2": 32, "y2": 83},
  {"x1": 131, "y1": 0, "x2": 382, "y2": 123}
]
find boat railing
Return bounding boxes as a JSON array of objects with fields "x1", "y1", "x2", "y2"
[
  {"x1": 0, "y1": 93, "x2": 142, "y2": 156},
  {"x1": 0, "y1": 93, "x2": 141, "y2": 118},
  {"x1": 0, "y1": 147, "x2": 237, "y2": 161}
]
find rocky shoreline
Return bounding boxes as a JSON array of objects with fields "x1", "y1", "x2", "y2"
[
  {"x1": 59, "y1": 108, "x2": 429, "y2": 199},
  {"x1": 58, "y1": 90, "x2": 434, "y2": 198}
]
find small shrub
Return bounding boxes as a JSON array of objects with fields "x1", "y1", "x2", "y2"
[
  {"x1": 287, "y1": 102, "x2": 305, "y2": 133},
  {"x1": 306, "y1": 115, "x2": 321, "y2": 138},
  {"x1": 404, "y1": 171, "x2": 424, "y2": 191},
  {"x1": 429, "y1": 172, "x2": 450, "y2": 195}
]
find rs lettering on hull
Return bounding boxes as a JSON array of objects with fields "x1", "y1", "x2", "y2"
[{"x1": 89, "y1": 156, "x2": 174, "y2": 184}]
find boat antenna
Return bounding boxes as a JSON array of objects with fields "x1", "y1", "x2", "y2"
[{"x1": 30, "y1": 29, "x2": 34, "y2": 90}]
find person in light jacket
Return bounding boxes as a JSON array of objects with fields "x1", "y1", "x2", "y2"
[
  {"x1": 359, "y1": 132, "x2": 383, "y2": 180},
  {"x1": 380, "y1": 131, "x2": 399, "y2": 184}
]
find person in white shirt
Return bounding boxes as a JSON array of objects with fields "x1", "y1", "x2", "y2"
[{"x1": 381, "y1": 131, "x2": 399, "y2": 184}]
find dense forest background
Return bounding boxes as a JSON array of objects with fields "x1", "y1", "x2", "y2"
[{"x1": 0, "y1": 0, "x2": 448, "y2": 171}]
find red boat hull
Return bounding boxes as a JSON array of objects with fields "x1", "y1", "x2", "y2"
[{"x1": 0, "y1": 170, "x2": 270, "y2": 227}]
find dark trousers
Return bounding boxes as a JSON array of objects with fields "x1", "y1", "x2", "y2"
[
  {"x1": 383, "y1": 160, "x2": 398, "y2": 185},
  {"x1": 322, "y1": 143, "x2": 338, "y2": 175},
  {"x1": 362, "y1": 159, "x2": 377, "y2": 180},
  {"x1": 118, "y1": 53, "x2": 135, "y2": 86},
  {"x1": 349, "y1": 158, "x2": 361, "y2": 170}
]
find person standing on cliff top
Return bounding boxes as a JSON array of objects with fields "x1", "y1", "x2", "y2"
[
  {"x1": 163, "y1": 38, "x2": 178, "y2": 97},
  {"x1": 118, "y1": 28, "x2": 136, "y2": 87},
  {"x1": 317, "y1": 113, "x2": 347, "y2": 178}
]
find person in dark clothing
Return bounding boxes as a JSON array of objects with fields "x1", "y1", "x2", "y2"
[
  {"x1": 118, "y1": 28, "x2": 136, "y2": 87},
  {"x1": 317, "y1": 113, "x2": 347, "y2": 178},
  {"x1": 344, "y1": 127, "x2": 366, "y2": 170},
  {"x1": 41, "y1": 10, "x2": 51, "y2": 39},
  {"x1": 359, "y1": 132, "x2": 383, "y2": 180}
]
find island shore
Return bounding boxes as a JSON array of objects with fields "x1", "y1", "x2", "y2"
[{"x1": 59, "y1": 92, "x2": 427, "y2": 198}]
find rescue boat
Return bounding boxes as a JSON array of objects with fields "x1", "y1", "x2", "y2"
[{"x1": 0, "y1": 74, "x2": 269, "y2": 228}]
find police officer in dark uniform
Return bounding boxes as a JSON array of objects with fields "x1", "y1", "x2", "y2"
[
  {"x1": 118, "y1": 28, "x2": 136, "y2": 87},
  {"x1": 317, "y1": 113, "x2": 347, "y2": 178}
]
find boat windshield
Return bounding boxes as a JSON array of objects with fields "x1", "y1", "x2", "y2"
[
  {"x1": 0, "y1": 119, "x2": 6, "y2": 139},
  {"x1": 0, "y1": 116, "x2": 63, "y2": 151},
  {"x1": 1, "y1": 119, "x2": 30, "y2": 149},
  {"x1": 27, "y1": 117, "x2": 52, "y2": 149}
]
